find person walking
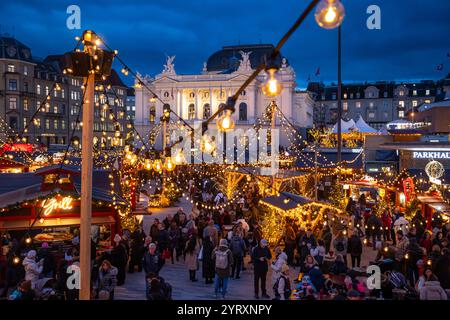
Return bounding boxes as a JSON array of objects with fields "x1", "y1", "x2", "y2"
[
  {"x1": 202, "y1": 236, "x2": 215, "y2": 284},
  {"x1": 111, "y1": 234, "x2": 128, "y2": 286},
  {"x1": 252, "y1": 239, "x2": 272, "y2": 299},
  {"x1": 168, "y1": 221, "x2": 180, "y2": 263},
  {"x1": 271, "y1": 247, "x2": 288, "y2": 287},
  {"x1": 283, "y1": 219, "x2": 296, "y2": 266},
  {"x1": 212, "y1": 239, "x2": 233, "y2": 299},
  {"x1": 333, "y1": 231, "x2": 348, "y2": 266},
  {"x1": 274, "y1": 264, "x2": 291, "y2": 300},
  {"x1": 185, "y1": 234, "x2": 200, "y2": 282},
  {"x1": 347, "y1": 230, "x2": 363, "y2": 268},
  {"x1": 129, "y1": 226, "x2": 146, "y2": 273},
  {"x1": 229, "y1": 233, "x2": 246, "y2": 279},
  {"x1": 96, "y1": 260, "x2": 118, "y2": 300}
]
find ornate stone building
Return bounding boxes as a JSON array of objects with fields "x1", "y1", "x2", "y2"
[{"x1": 134, "y1": 44, "x2": 314, "y2": 148}]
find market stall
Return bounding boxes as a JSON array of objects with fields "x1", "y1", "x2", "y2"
[
  {"x1": 0, "y1": 165, "x2": 127, "y2": 285},
  {"x1": 259, "y1": 191, "x2": 349, "y2": 245}
]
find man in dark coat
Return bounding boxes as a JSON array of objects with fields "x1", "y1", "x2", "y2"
[
  {"x1": 111, "y1": 235, "x2": 128, "y2": 286},
  {"x1": 347, "y1": 231, "x2": 363, "y2": 268},
  {"x1": 129, "y1": 226, "x2": 146, "y2": 273},
  {"x1": 252, "y1": 239, "x2": 272, "y2": 299},
  {"x1": 202, "y1": 236, "x2": 215, "y2": 284},
  {"x1": 143, "y1": 243, "x2": 162, "y2": 275}
]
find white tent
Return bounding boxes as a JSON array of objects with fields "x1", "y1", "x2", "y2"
[
  {"x1": 331, "y1": 118, "x2": 357, "y2": 134},
  {"x1": 378, "y1": 126, "x2": 389, "y2": 135},
  {"x1": 355, "y1": 115, "x2": 378, "y2": 134}
]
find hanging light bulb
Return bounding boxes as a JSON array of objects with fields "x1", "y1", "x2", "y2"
[
  {"x1": 262, "y1": 68, "x2": 283, "y2": 97},
  {"x1": 152, "y1": 159, "x2": 163, "y2": 172},
  {"x1": 164, "y1": 157, "x2": 175, "y2": 172},
  {"x1": 172, "y1": 149, "x2": 186, "y2": 165},
  {"x1": 201, "y1": 135, "x2": 216, "y2": 154},
  {"x1": 217, "y1": 109, "x2": 235, "y2": 132},
  {"x1": 315, "y1": 0, "x2": 345, "y2": 29},
  {"x1": 144, "y1": 158, "x2": 152, "y2": 170}
]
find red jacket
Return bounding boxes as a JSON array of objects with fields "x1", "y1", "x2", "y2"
[{"x1": 381, "y1": 213, "x2": 392, "y2": 228}]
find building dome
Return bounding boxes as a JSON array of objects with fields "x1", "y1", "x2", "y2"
[
  {"x1": 0, "y1": 36, "x2": 33, "y2": 62},
  {"x1": 206, "y1": 44, "x2": 285, "y2": 73}
]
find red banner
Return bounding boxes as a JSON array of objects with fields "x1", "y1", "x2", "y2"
[{"x1": 402, "y1": 177, "x2": 415, "y2": 203}]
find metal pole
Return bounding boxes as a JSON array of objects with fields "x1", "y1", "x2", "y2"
[
  {"x1": 337, "y1": 26, "x2": 342, "y2": 166},
  {"x1": 79, "y1": 70, "x2": 95, "y2": 300},
  {"x1": 271, "y1": 101, "x2": 276, "y2": 192},
  {"x1": 314, "y1": 145, "x2": 318, "y2": 201}
]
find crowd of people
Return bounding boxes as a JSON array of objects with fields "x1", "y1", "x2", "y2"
[{"x1": 0, "y1": 180, "x2": 449, "y2": 301}]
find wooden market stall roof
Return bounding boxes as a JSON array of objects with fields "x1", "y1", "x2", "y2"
[
  {"x1": 417, "y1": 195, "x2": 450, "y2": 216},
  {"x1": 259, "y1": 192, "x2": 313, "y2": 211}
]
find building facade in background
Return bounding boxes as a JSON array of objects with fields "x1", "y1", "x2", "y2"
[
  {"x1": 0, "y1": 36, "x2": 128, "y2": 148},
  {"x1": 135, "y1": 44, "x2": 314, "y2": 148},
  {"x1": 308, "y1": 76, "x2": 450, "y2": 129}
]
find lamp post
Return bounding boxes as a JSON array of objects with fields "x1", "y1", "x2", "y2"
[{"x1": 337, "y1": 25, "x2": 342, "y2": 167}]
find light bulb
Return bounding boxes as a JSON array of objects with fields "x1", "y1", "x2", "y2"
[
  {"x1": 201, "y1": 135, "x2": 215, "y2": 154},
  {"x1": 145, "y1": 159, "x2": 152, "y2": 170},
  {"x1": 173, "y1": 149, "x2": 186, "y2": 165},
  {"x1": 217, "y1": 110, "x2": 235, "y2": 132},
  {"x1": 262, "y1": 68, "x2": 283, "y2": 97},
  {"x1": 165, "y1": 157, "x2": 175, "y2": 171},
  {"x1": 152, "y1": 159, "x2": 163, "y2": 172},
  {"x1": 315, "y1": 0, "x2": 345, "y2": 29}
]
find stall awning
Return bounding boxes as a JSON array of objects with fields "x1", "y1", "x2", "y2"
[
  {"x1": 0, "y1": 216, "x2": 116, "y2": 230},
  {"x1": 260, "y1": 192, "x2": 313, "y2": 211}
]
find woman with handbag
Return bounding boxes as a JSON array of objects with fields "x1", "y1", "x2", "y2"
[{"x1": 185, "y1": 233, "x2": 201, "y2": 282}]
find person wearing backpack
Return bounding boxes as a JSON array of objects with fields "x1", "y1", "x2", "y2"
[
  {"x1": 333, "y1": 232, "x2": 348, "y2": 266},
  {"x1": 274, "y1": 264, "x2": 291, "y2": 300},
  {"x1": 252, "y1": 239, "x2": 272, "y2": 299},
  {"x1": 229, "y1": 234, "x2": 246, "y2": 279},
  {"x1": 212, "y1": 239, "x2": 233, "y2": 299}
]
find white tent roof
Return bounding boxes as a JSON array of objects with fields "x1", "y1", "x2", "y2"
[
  {"x1": 331, "y1": 118, "x2": 357, "y2": 134},
  {"x1": 355, "y1": 115, "x2": 378, "y2": 134},
  {"x1": 378, "y1": 126, "x2": 389, "y2": 135}
]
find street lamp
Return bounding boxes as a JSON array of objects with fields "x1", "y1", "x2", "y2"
[{"x1": 315, "y1": 0, "x2": 345, "y2": 29}]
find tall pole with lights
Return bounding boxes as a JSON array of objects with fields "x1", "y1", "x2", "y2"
[
  {"x1": 79, "y1": 31, "x2": 96, "y2": 300},
  {"x1": 64, "y1": 30, "x2": 115, "y2": 300}
]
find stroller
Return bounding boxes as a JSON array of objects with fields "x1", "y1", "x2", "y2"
[{"x1": 385, "y1": 270, "x2": 419, "y2": 300}]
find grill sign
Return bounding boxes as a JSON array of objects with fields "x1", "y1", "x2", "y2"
[
  {"x1": 42, "y1": 197, "x2": 73, "y2": 216},
  {"x1": 413, "y1": 152, "x2": 450, "y2": 159}
]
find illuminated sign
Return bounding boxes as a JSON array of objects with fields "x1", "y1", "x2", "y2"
[
  {"x1": 413, "y1": 151, "x2": 450, "y2": 159},
  {"x1": 42, "y1": 197, "x2": 73, "y2": 216}
]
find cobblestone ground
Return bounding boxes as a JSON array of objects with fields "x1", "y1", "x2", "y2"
[{"x1": 115, "y1": 198, "x2": 377, "y2": 300}]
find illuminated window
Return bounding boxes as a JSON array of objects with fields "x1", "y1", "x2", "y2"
[
  {"x1": 203, "y1": 103, "x2": 211, "y2": 119},
  {"x1": 412, "y1": 100, "x2": 418, "y2": 107},
  {"x1": 398, "y1": 110, "x2": 405, "y2": 118},
  {"x1": 36, "y1": 84, "x2": 41, "y2": 95},
  {"x1": 343, "y1": 102, "x2": 348, "y2": 111},
  {"x1": 7, "y1": 64, "x2": 15, "y2": 72},
  {"x1": 9, "y1": 97, "x2": 17, "y2": 109},
  {"x1": 24, "y1": 99, "x2": 28, "y2": 111},
  {"x1": 188, "y1": 104, "x2": 196, "y2": 120},
  {"x1": 356, "y1": 102, "x2": 361, "y2": 108},
  {"x1": 149, "y1": 106, "x2": 156, "y2": 123}
]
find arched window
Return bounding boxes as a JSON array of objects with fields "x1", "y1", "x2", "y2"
[
  {"x1": 203, "y1": 103, "x2": 211, "y2": 119},
  {"x1": 149, "y1": 106, "x2": 156, "y2": 123},
  {"x1": 188, "y1": 104, "x2": 196, "y2": 120},
  {"x1": 189, "y1": 92, "x2": 195, "y2": 99},
  {"x1": 164, "y1": 91, "x2": 170, "y2": 98},
  {"x1": 239, "y1": 102, "x2": 247, "y2": 121}
]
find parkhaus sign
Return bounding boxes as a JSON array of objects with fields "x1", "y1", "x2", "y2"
[{"x1": 413, "y1": 151, "x2": 450, "y2": 159}]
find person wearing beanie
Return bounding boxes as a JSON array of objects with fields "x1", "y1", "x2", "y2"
[
  {"x1": 212, "y1": 238, "x2": 233, "y2": 299},
  {"x1": 22, "y1": 250, "x2": 43, "y2": 287},
  {"x1": 274, "y1": 264, "x2": 291, "y2": 300},
  {"x1": 252, "y1": 239, "x2": 272, "y2": 299}
]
